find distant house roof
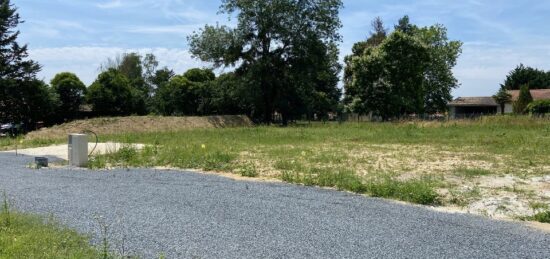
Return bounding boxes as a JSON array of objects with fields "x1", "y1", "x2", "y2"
[
  {"x1": 448, "y1": 97, "x2": 498, "y2": 107},
  {"x1": 508, "y1": 89, "x2": 550, "y2": 101}
]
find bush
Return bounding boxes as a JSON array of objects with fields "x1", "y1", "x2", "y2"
[
  {"x1": 532, "y1": 211, "x2": 550, "y2": 223},
  {"x1": 366, "y1": 177, "x2": 440, "y2": 205},
  {"x1": 513, "y1": 85, "x2": 533, "y2": 114},
  {"x1": 527, "y1": 100, "x2": 550, "y2": 115},
  {"x1": 87, "y1": 69, "x2": 134, "y2": 116}
]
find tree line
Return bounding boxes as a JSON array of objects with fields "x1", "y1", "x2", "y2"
[{"x1": 5, "y1": 0, "x2": 547, "y2": 129}]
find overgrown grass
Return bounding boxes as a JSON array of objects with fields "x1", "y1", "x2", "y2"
[
  {"x1": 0, "y1": 195, "x2": 100, "y2": 258},
  {"x1": 521, "y1": 211, "x2": 550, "y2": 224},
  {"x1": 281, "y1": 167, "x2": 439, "y2": 205}
]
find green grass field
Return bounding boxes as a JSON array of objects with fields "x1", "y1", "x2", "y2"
[
  {"x1": 3, "y1": 116, "x2": 550, "y2": 218},
  {"x1": 0, "y1": 198, "x2": 101, "y2": 259}
]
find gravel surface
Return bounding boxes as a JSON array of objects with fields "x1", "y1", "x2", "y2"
[{"x1": 1, "y1": 152, "x2": 549, "y2": 258}]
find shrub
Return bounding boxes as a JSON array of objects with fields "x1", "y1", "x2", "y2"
[
  {"x1": 513, "y1": 84, "x2": 533, "y2": 114},
  {"x1": 239, "y1": 163, "x2": 259, "y2": 177},
  {"x1": 531, "y1": 211, "x2": 550, "y2": 223},
  {"x1": 527, "y1": 100, "x2": 550, "y2": 115}
]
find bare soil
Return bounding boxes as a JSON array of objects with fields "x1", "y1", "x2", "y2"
[{"x1": 25, "y1": 115, "x2": 252, "y2": 140}]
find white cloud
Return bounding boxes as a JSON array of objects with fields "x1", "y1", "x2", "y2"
[{"x1": 29, "y1": 47, "x2": 208, "y2": 85}]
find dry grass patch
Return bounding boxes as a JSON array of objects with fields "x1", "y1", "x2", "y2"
[{"x1": 25, "y1": 115, "x2": 252, "y2": 141}]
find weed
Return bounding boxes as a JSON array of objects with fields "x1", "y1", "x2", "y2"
[
  {"x1": 529, "y1": 201, "x2": 550, "y2": 211},
  {"x1": 239, "y1": 163, "x2": 259, "y2": 177},
  {"x1": 521, "y1": 211, "x2": 550, "y2": 224},
  {"x1": 2, "y1": 192, "x2": 10, "y2": 227},
  {"x1": 366, "y1": 177, "x2": 440, "y2": 205},
  {"x1": 531, "y1": 211, "x2": 550, "y2": 223},
  {"x1": 94, "y1": 215, "x2": 111, "y2": 259}
]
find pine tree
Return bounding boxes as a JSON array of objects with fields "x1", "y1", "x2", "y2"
[
  {"x1": 0, "y1": 0, "x2": 50, "y2": 126},
  {"x1": 0, "y1": 0, "x2": 40, "y2": 80},
  {"x1": 513, "y1": 84, "x2": 533, "y2": 114}
]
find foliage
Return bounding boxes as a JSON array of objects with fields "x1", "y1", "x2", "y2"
[
  {"x1": 97, "y1": 52, "x2": 170, "y2": 115},
  {"x1": 154, "y1": 75, "x2": 197, "y2": 116},
  {"x1": 343, "y1": 17, "x2": 387, "y2": 109},
  {"x1": 344, "y1": 16, "x2": 462, "y2": 118},
  {"x1": 50, "y1": 72, "x2": 86, "y2": 121},
  {"x1": 503, "y1": 64, "x2": 550, "y2": 90},
  {"x1": 0, "y1": 79, "x2": 57, "y2": 126},
  {"x1": 0, "y1": 0, "x2": 40, "y2": 80},
  {"x1": 493, "y1": 86, "x2": 512, "y2": 114},
  {"x1": 87, "y1": 69, "x2": 134, "y2": 116},
  {"x1": 188, "y1": 0, "x2": 344, "y2": 124},
  {"x1": 0, "y1": 0, "x2": 50, "y2": 126},
  {"x1": 527, "y1": 100, "x2": 550, "y2": 115},
  {"x1": 183, "y1": 68, "x2": 215, "y2": 83},
  {"x1": 530, "y1": 211, "x2": 550, "y2": 223},
  {"x1": 207, "y1": 72, "x2": 251, "y2": 115},
  {"x1": 349, "y1": 31, "x2": 430, "y2": 119},
  {"x1": 513, "y1": 84, "x2": 533, "y2": 114},
  {"x1": 150, "y1": 67, "x2": 175, "y2": 89}
]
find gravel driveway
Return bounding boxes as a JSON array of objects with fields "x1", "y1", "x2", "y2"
[{"x1": 1, "y1": 152, "x2": 549, "y2": 258}]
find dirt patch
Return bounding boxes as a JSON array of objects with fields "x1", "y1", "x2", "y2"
[
  {"x1": 26, "y1": 115, "x2": 252, "y2": 140},
  {"x1": 234, "y1": 142, "x2": 550, "y2": 222}
]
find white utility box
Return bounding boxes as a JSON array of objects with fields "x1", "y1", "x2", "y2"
[{"x1": 68, "y1": 134, "x2": 88, "y2": 167}]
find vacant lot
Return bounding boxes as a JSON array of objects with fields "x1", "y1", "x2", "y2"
[{"x1": 5, "y1": 116, "x2": 550, "y2": 221}]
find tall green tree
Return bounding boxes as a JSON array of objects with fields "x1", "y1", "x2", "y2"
[
  {"x1": 344, "y1": 16, "x2": 462, "y2": 118},
  {"x1": 208, "y1": 72, "x2": 251, "y2": 115},
  {"x1": 417, "y1": 24, "x2": 463, "y2": 113},
  {"x1": 343, "y1": 17, "x2": 388, "y2": 107},
  {"x1": 188, "y1": 0, "x2": 343, "y2": 124},
  {"x1": 513, "y1": 84, "x2": 533, "y2": 114},
  {"x1": 183, "y1": 68, "x2": 216, "y2": 115},
  {"x1": 50, "y1": 72, "x2": 86, "y2": 121},
  {"x1": 350, "y1": 31, "x2": 430, "y2": 120},
  {"x1": 492, "y1": 86, "x2": 512, "y2": 115},
  {"x1": 503, "y1": 64, "x2": 550, "y2": 90},
  {"x1": 87, "y1": 69, "x2": 134, "y2": 116},
  {"x1": 154, "y1": 75, "x2": 196, "y2": 116},
  {"x1": 0, "y1": 0, "x2": 53, "y2": 127}
]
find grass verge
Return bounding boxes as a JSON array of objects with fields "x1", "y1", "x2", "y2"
[
  {"x1": 0, "y1": 196, "x2": 100, "y2": 258},
  {"x1": 281, "y1": 168, "x2": 439, "y2": 205}
]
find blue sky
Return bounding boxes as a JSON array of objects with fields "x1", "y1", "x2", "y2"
[{"x1": 14, "y1": 0, "x2": 550, "y2": 97}]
